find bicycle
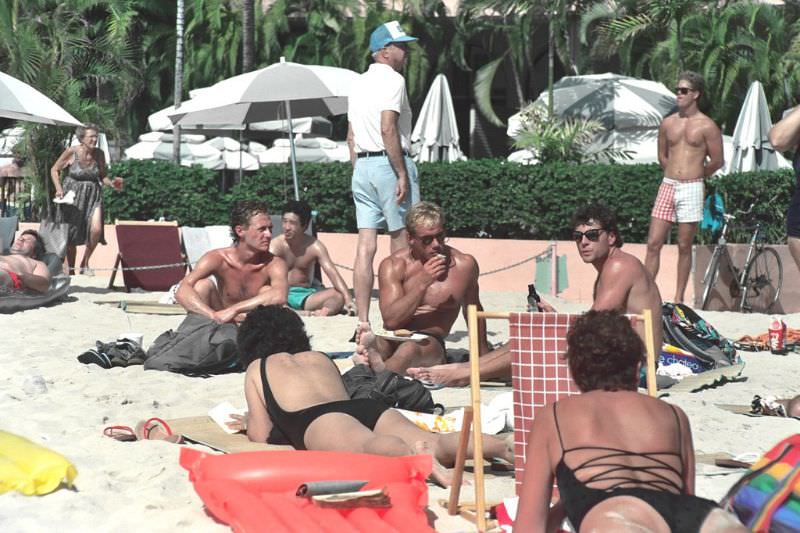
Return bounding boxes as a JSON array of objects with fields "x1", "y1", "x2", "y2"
[{"x1": 700, "y1": 204, "x2": 783, "y2": 313}]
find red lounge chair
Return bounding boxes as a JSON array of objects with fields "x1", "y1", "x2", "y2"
[{"x1": 109, "y1": 221, "x2": 186, "y2": 292}]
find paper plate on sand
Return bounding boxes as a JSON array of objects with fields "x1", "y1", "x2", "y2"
[{"x1": 375, "y1": 330, "x2": 428, "y2": 343}]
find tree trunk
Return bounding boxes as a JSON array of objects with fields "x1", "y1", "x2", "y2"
[
  {"x1": 243, "y1": 0, "x2": 255, "y2": 73},
  {"x1": 173, "y1": 0, "x2": 185, "y2": 163}
]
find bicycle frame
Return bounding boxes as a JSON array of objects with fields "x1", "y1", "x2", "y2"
[{"x1": 701, "y1": 215, "x2": 763, "y2": 309}]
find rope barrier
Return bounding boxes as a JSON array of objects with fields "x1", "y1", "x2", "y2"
[{"x1": 332, "y1": 245, "x2": 555, "y2": 278}]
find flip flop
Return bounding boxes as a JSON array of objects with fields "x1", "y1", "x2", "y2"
[
  {"x1": 78, "y1": 349, "x2": 113, "y2": 369},
  {"x1": 420, "y1": 379, "x2": 445, "y2": 391},
  {"x1": 134, "y1": 417, "x2": 183, "y2": 444},
  {"x1": 103, "y1": 425, "x2": 137, "y2": 442}
]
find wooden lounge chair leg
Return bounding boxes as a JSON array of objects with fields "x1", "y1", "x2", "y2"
[
  {"x1": 467, "y1": 304, "x2": 487, "y2": 532},
  {"x1": 644, "y1": 309, "x2": 657, "y2": 397},
  {"x1": 447, "y1": 406, "x2": 474, "y2": 515},
  {"x1": 107, "y1": 254, "x2": 122, "y2": 290}
]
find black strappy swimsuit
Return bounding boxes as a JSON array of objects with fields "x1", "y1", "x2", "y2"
[
  {"x1": 259, "y1": 357, "x2": 389, "y2": 450},
  {"x1": 553, "y1": 402, "x2": 719, "y2": 532}
]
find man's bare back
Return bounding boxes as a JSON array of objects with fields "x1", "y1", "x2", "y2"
[{"x1": 175, "y1": 206, "x2": 288, "y2": 324}]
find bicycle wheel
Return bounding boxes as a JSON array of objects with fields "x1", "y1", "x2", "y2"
[
  {"x1": 740, "y1": 247, "x2": 783, "y2": 313},
  {"x1": 701, "y1": 248, "x2": 723, "y2": 310}
]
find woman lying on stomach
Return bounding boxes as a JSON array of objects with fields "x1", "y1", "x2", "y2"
[
  {"x1": 235, "y1": 304, "x2": 513, "y2": 486},
  {"x1": 514, "y1": 310, "x2": 746, "y2": 533}
]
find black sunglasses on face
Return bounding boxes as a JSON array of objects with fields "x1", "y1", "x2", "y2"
[
  {"x1": 416, "y1": 232, "x2": 446, "y2": 246},
  {"x1": 675, "y1": 87, "x2": 694, "y2": 95},
  {"x1": 572, "y1": 229, "x2": 605, "y2": 242}
]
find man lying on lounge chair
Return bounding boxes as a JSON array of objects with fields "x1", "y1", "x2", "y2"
[
  {"x1": 175, "y1": 200, "x2": 288, "y2": 324},
  {"x1": 0, "y1": 230, "x2": 51, "y2": 294},
  {"x1": 232, "y1": 304, "x2": 514, "y2": 486}
]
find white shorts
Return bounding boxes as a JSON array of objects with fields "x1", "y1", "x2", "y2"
[{"x1": 651, "y1": 177, "x2": 704, "y2": 223}]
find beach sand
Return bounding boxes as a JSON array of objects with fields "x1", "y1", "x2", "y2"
[{"x1": 1, "y1": 277, "x2": 799, "y2": 531}]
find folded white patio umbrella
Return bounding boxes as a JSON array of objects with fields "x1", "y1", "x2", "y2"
[
  {"x1": 723, "y1": 81, "x2": 791, "y2": 175},
  {"x1": 0, "y1": 71, "x2": 83, "y2": 127},
  {"x1": 411, "y1": 74, "x2": 465, "y2": 163},
  {"x1": 169, "y1": 58, "x2": 358, "y2": 199}
]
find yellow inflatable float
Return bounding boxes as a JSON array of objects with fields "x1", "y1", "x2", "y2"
[{"x1": 0, "y1": 431, "x2": 77, "y2": 495}]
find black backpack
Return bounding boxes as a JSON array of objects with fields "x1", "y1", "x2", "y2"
[
  {"x1": 661, "y1": 303, "x2": 738, "y2": 369},
  {"x1": 342, "y1": 364, "x2": 436, "y2": 413}
]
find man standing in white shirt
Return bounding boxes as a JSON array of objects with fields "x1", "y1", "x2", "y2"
[{"x1": 347, "y1": 20, "x2": 421, "y2": 340}]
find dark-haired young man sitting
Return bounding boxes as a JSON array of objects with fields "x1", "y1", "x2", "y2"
[
  {"x1": 1, "y1": 230, "x2": 51, "y2": 294},
  {"x1": 176, "y1": 200, "x2": 288, "y2": 324},
  {"x1": 233, "y1": 304, "x2": 514, "y2": 486},
  {"x1": 270, "y1": 200, "x2": 355, "y2": 316}
]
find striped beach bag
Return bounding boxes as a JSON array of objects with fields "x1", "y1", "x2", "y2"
[{"x1": 721, "y1": 434, "x2": 800, "y2": 532}]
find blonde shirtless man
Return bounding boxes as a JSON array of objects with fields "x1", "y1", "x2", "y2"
[
  {"x1": 354, "y1": 201, "x2": 491, "y2": 374},
  {"x1": 270, "y1": 200, "x2": 355, "y2": 317},
  {"x1": 408, "y1": 204, "x2": 663, "y2": 388},
  {"x1": 175, "y1": 200, "x2": 288, "y2": 324},
  {"x1": 646, "y1": 71, "x2": 724, "y2": 303},
  {"x1": 0, "y1": 230, "x2": 51, "y2": 294}
]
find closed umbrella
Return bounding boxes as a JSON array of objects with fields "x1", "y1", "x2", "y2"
[
  {"x1": 0, "y1": 71, "x2": 82, "y2": 126},
  {"x1": 169, "y1": 58, "x2": 358, "y2": 199},
  {"x1": 723, "y1": 81, "x2": 791, "y2": 174},
  {"x1": 411, "y1": 74, "x2": 465, "y2": 162}
]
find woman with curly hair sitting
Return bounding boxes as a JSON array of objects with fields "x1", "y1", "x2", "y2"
[{"x1": 514, "y1": 310, "x2": 745, "y2": 533}]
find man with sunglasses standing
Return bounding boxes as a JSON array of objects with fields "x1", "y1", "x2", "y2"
[
  {"x1": 347, "y1": 21, "x2": 421, "y2": 342},
  {"x1": 645, "y1": 71, "x2": 724, "y2": 303},
  {"x1": 354, "y1": 202, "x2": 491, "y2": 374}
]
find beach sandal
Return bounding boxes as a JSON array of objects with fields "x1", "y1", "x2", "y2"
[
  {"x1": 420, "y1": 379, "x2": 445, "y2": 391},
  {"x1": 103, "y1": 425, "x2": 138, "y2": 442},
  {"x1": 751, "y1": 395, "x2": 788, "y2": 417},
  {"x1": 78, "y1": 348, "x2": 113, "y2": 369},
  {"x1": 134, "y1": 417, "x2": 183, "y2": 443}
]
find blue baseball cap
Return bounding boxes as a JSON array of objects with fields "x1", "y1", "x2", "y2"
[{"x1": 369, "y1": 21, "x2": 418, "y2": 53}]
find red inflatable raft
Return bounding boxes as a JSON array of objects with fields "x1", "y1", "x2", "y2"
[{"x1": 180, "y1": 448, "x2": 434, "y2": 532}]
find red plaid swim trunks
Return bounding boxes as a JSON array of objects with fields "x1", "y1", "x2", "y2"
[
  {"x1": 651, "y1": 177, "x2": 705, "y2": 223},
  {"x1": 2, "y1": 269, "x2": 22, "y2": 290}
]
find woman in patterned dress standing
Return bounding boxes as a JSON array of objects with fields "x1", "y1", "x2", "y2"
[{"x1": 50, "y1": 124, "x2": 123, "y2": 275}]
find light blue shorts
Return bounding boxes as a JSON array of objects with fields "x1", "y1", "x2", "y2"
[{"x1": 351, "y1": 155, "x2": 420, "y2": 232}]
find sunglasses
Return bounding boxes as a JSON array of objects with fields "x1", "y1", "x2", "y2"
[
  {"x1": 675, "y1": 87, "x2": 695, "y2": 95},
  {"x1": 572, "y1": 229, "x2": 606, "y2": 242},
  {"x1": 415, "y1": 231, "x2": 447, "y2": 246}
]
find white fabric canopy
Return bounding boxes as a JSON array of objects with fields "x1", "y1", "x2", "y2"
[
  {"x1": 723, "y1": 81, "x2": 791, "y2": 174},
  {"x1": 411, "y1": 74, "x2": 465, "y2": 162},
  {"x1": 0, "y1": 71, "x2": 83, "y2": 126}
]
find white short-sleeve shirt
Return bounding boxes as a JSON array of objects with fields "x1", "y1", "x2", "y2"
[{"x1": 348, "y1": 63, "x2": 412, "y2": 153}]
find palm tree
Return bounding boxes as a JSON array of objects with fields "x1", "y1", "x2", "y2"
[{"x1": 242, "y1": 0, "x2": 255, "y2": 72}]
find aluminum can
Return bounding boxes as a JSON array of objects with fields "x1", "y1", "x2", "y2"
[{"x1": 769, "y1": 316, "x2": 787, "y2": 355}]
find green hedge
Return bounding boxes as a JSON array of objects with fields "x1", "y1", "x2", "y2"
[{"x1": 105, "y1": 159, "x2": 795, "y2": 244}]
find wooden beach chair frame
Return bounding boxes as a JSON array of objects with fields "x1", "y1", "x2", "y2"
[{"x1": 447, "y1": 305, "x2": 658, "y2": 531}]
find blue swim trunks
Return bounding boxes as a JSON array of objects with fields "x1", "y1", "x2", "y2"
[
  {"x1": 351, "y1": 154, "x2": 420, "y2": 232},
  {"x1": 287, "y1": 286, "x2": 318, "y2": 310}
]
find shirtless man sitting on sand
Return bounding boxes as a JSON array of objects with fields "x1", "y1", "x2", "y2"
[
  {"x1": 408, "y1": 203, "x2": 663, "y2": 388},
  {"x1": 270, "y1": 200, "x2": 355, "y2": 317},
  {"x1": 645, "y1": 71, "x2": 723, "y2": 303},
  {"x1": 353, "y1": 201, "x2": 492, "y2": 374},
  {"x1": 0, "y1": 230, "x2": 51, "y2": 294},
  {"x1": 176, "y1": 200, "x2": 288, "y2": 324},
  {"x1": 235, "y1": 304, "x2": 513, "y2": 486}
]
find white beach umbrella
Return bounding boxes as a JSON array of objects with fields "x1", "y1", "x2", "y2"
[
  {"x1": 411, "y1": 74, "x2": 465, "y2": 163},
  {"x1": 169, "y1": 58, "x2": 358, "y2": 199},
  {"x1": 123, "y1": 132, "x2": 224, "y2": 169},
  {"x1": 508, "y1": 73, "x2": 676, "y2": 138},
  {"x1": 0, "y1": 71, "x2": 83, "y2": 127},
  {"x1": 723, "y1": 81, "x2": 791, "y2": 175}
]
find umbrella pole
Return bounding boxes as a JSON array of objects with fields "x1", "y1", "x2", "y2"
[
  {"x1": 238, "y1": 129, "x2": 244, "y2": 184},
  {"x1": 285, "y1": 100, "x2": 300, "y2": 200}
]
